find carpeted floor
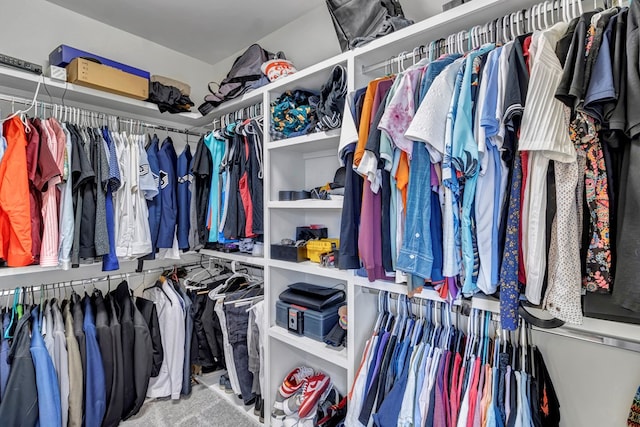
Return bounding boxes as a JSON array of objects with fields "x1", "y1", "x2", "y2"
[{"x1": 122, "y1": 381, "x2": 260, "y2": 427}]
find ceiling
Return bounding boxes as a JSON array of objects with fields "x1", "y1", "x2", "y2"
[{"x1": 46, "y1": 0, "x2": 324, "y2": 65}]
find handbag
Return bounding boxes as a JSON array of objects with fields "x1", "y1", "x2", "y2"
[
  {"x1": 278, "y1": 282, "x2": 345, "y2": 311},
  {"x1": 325, "y1": 0, "x2": 409, "y2": 51}
]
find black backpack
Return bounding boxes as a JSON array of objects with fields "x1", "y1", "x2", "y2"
[{"x1": 202, "y1": 44, "x2": 278, "y2": 111}]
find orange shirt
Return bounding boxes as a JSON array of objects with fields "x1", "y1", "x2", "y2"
[
  {"x1": 395, "y1": 150, "x2": 410, "y2": 211},
  {"x1": 353, "y1": 77, "x2": 393, "y2": 168},
  {"x1": 0, "y1": 116, "x2": 33, "y2": 266}
]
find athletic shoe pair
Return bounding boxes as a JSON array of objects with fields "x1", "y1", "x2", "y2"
[{"x1": 271, "y1": 366, "x2": 332, "y2": 426}]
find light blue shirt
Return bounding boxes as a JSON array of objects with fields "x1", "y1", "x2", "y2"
[
  {"x1": 203, "y1": 132, "x2": 226, "y2": 242},
  {"x1": 451, "y1": 44, "x2": 495, "y2": 295},
  {"x1": 477, "y1": 47, "x2": 504, "y2": 294},
  {"x1": 396, "y1": 56, "x2": 459, "y2": 283},
  {"x1": 31, "y1": 306, "x2": 62, "y2": 427}
]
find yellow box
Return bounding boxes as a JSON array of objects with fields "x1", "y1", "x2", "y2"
[
  {"x1": 66, "y1": 58, "x2": 149, "y2": 100},
  {"x1": 306, "y1": 239, "x2": 339, "y2": 263}
]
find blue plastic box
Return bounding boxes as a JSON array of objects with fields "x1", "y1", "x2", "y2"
[{"x1": 49, "y1": 45, "x2": 150, "y2": 80}]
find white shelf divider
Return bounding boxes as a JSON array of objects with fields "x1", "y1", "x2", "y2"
[
  {"x1": 199, "y1": 249, "x2": 266, "y2": 267},
  {"x1": 266, "y1": 129, "x2": 341, "y2": 153},
  {"x1": 267, "y1": 199, "x2": 343, "y2": 209},
  {"x1": 269, "y1": 259, "x2": 350, "y2": 281},
  {"x1": 268, "y1": 326, "x2": 348, "y2": 369}
]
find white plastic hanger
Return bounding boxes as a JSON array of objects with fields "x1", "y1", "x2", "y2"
[
  {"x1": 528, "y1": 5, "x2": 536, "y2": 33},
  {"x1": 502, "y1": 15, "x2": 510, "y2": 42},
  {"x1": 574, "y1": 0, "x2": 583, "y2": 18},
  {"x1": 543, "y1": 1, "x2": 551, "y2": 29},
  {"x1": 457, "y1": 30, "x2": 466, "y2": 54},
  {"x1": 562, "y1": 0, "x2": 570, "y2": 22}
]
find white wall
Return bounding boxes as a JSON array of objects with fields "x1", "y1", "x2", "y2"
[
  {"x1": 0, "y1": 0, "x2": 449, "y2": 110},
  {"x1": 203, "y1": 1, "x2": 447, "y2": 93},
  {"x1": 0, "y1": 0, "x2": 216, "y2": 105},
  {"x1": 203, "y1": 6, "x2": 341, "y2": 93},
  {"x1": 534, "y1": 330, "x2": 640, "y2": 427}
]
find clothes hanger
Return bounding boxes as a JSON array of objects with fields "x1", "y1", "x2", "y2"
[
  {"x1": 4, "y1": 288, "x2": 20, "y2": 339},
  {"x1": 462, "y1": 307, "x2": 473, "y2": 364},
  {"x1": 574, "y1": 0, "x2": 584, "y2": 18},
  {"x1": 411, "y1": 46, "x2": 420, "y2": 66},
  {"x1": 502, "y1": 15, "x2": 510, "y2": 42},
  {"x1": 483, "y1": 311, "x2": 491, "y2": 365},
  {"x1": 444, "y1": 34, "x2": 451, "y2": 55},
  {"x1": 391, "y1": 294, "x2": 404, "y2": 337},
  {"x1": 432, "y1": 301, "x2": 444, "y2": 349},
  {"x1": 469, "y1": 27, "x2": 476, "y2": 51},
  {"x1": 511, "y1": 12, "x2": 519, "y2": 38},
  {"x1": 561, "y1": 0, "x2": 569, "y2": 22},
  {"x1": 458, "y1": 30, "x2": 466, "y2": 54},
  {"x1": 143, "y1": 274, "x2": 173, "y2": 304},
  {"x1": 443, "y1": 302, "x2": 453, "y2": 350},
  {"x1": 541, "y1": 2, "x2": 548, "y2": 29}
]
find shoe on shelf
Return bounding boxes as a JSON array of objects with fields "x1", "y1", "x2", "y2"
[
  {"x1": 298, "y1": 373, "x2": 332, "y2": 419},
  {"x1": 283, "y1": 387, "x2": 306, "y2": 417},
  {"x1": 270, "y1": 407, "x2": 286, "y2": 427},
  {"x1": 315, "y1": 386, "x2": 347, "y2": 426},
  {"x1": 280, "y1": 366, "x2": 315, "y2": 399}
]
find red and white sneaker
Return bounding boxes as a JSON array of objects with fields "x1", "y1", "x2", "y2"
[
  {"x1": 279, "y1": 366, "x2": 314, "y2": 398},
  {"x1": 298, "y1": 373, "x2": 332, "y2": 419}
]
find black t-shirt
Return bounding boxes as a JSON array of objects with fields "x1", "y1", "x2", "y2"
[
  {"x1": 191, "y1": 135, "x2": 212, "y2": 246},
  {"x1": 605, "y1": 8, "x2": 629, "y2": 134},
  {"x1": 502, "y1": 34, "x2": 530, "y2": 164},
  {"x1": 223, "y1": 132, "x2": 246, "y2": 239},
  {"x1": 583, "y1": 8, "x2": 617, "y2": 101},
  {"x1": 555, "y1": 11, "x2": 599, "y2": 110},
  {"x1": 79, "y1": 127, "x2": 98, "y2": 260}
]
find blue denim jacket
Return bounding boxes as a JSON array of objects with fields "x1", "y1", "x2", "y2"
[{"x1": 396, "y1": 56, "x2": 458, "y2": 281}]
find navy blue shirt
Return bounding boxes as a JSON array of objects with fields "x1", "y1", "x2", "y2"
[
  {"x1": 102, "y1": 127, "x2": 120, "y2": 271},
  {"x1": 157, "y1": 138, "x2": 178, "y2": 248},
  {"x1": 146, "y1": 136, "x2": 162, "y2": 258},
  {"x1": 177, "y1": 145, "x2": 193, "y2": 250}
]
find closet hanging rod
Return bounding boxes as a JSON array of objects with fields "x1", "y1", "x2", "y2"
[
  {"x1": 0, "y1": 262, "x2": 207, "y2": 296},
  {"x1": 361, "y1": 0, "x2": 595, "y2": 75},
  {"x1": 0, "y1": 92, "x2": 204, "y2": 137},
  {"x1": 211, "y1": 101, "x2": 263, "y2": 130},
  {"x1": 361, "y1": 287, "x2": 640, "y2": 354}
]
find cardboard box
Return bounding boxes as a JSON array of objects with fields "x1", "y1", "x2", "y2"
[
  {"x1": 50, "y1": 44, "x2": 150, "y2": 80},
  {"x1": 66, "y1": 58, "x2": 149, "y2": 100}
]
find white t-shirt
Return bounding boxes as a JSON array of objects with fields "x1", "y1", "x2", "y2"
[
  {"x1": 130, "y1": 135, "x2": 153, "y2": 257},
  {"x1": 519, "y1": 23, "x2": 574, "y2": 305},
  {"x1": 405, "y1": 58, "x2": 465, "y2": 163}
]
